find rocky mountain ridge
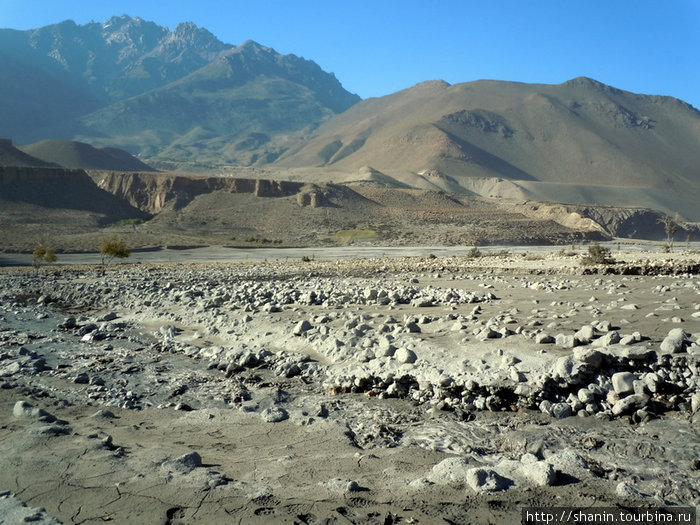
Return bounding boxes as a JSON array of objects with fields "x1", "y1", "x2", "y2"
[{"x1": 0, "y1": 16, "x2": 360, "y2": 161}]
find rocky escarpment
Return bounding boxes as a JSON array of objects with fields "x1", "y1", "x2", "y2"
[
  {"x1": 93, "y1": 171, "x2": 312, "y2": 213},
  {"x1": 573, "y1": 206, "x2": 700, "y2": 240},
  {"x1": 518, "y1": 202, "x2": 700, "y2": 241}
]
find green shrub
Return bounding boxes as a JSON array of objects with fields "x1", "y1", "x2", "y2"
[
  {"x1": 581, "y1": 243, "x2": 616, "y2": 265},
  {"x1": 467, "y1": 246, "x2": 482, "y2": 259},
  {"x1": 100, "y1": 237, "x2": 130, "y2": 273},
  {"x1": 32, "y1": 245, "x2": 57, "y2": 269}
]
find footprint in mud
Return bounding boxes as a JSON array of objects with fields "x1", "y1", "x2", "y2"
[
  {"x1": 165, "y1": 506, "x2": 186, "y2": 525},
  {"x1": 296, "y1": 513, "x2": 318, "y2": 524}
]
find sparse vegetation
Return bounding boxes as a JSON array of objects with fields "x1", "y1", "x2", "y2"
[
  {"x1": 466, "y1": 246, "x2": 482, "y2": 259},
  {"x1": 334, "y1": 228, "x2": 378, "y2": 244},
  {"x1": 244, "y1": 236, "x2": 282, "y2": 244},
  {"x1": 100, "y1": 237, "x2": 130, "y2": 273},
  {"x1": 106, "y1": 217, "x2": 146, "y2": 229},
  {"x1": 581, "y1": 243, "x2": 616, "y2": 265},
  {"x1": 32, "y1": 245, "x2": 57, "y2": 269}
]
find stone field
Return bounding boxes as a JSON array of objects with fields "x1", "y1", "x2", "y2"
[{"x1": 0, "y1": 250, "x2": 699, "y2": 524}]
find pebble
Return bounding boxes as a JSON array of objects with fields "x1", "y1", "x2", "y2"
[{"x1": 320, "y1": 478, "x2": 361, "y2": 494}]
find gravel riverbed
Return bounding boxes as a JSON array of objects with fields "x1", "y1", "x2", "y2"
[{"x1": 1, "y1": 251, "x2": 699, "y2": 524}]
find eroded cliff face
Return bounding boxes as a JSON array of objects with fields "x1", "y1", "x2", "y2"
[
  {"x1": 517, "y1": 201, "x2": 700, "y2": 240},
  {"x1": 92, "y1": 171, "x2": 307, "y2": 213}
]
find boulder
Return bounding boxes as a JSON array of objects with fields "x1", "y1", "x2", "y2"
[
  {"x1": 660, "y1": 328, "x2": 691, "y2": 354},
  {"x1": 261, "y1": 407, "x2": 289, "y2": 423}
]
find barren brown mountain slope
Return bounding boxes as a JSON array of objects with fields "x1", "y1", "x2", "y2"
[
  {"x1": 276, "y1": 78, "x2": 700, "y2": 221},
  {"x1": 18, "y1": 139, "x2": 155, "y2": 171}
]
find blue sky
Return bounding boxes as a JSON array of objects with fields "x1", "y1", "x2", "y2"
[{"x1": 1, "y1": 0, "x2": 698, "y2": 108}]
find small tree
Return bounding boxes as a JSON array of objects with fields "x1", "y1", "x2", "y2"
[
  {"x1": 99, "y1": 237, "x2": 130, "y2": 273},
  {"x1": 32, "y1": 245, "x2": 57, "y2": 270},
  {"x1": 581, "y1": 243, "x2": 616, "y2": 266},
  {"x1": 658, "y1": 214, "x2": 679, "y2": 252}
]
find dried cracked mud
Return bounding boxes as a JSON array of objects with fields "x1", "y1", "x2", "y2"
[{"x1": 1, "y1": 250, "x2": 699, "y2": 524}]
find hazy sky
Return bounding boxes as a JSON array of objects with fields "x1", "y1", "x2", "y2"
[{"x1": 1, "y1": 0, "x2": 698, "y2": 108}]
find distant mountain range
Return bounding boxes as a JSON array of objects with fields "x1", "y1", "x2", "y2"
[
  {"x1": 1, "y1": 16, "x2": 698, "y2": 222},
  {"x1": 0, "y1": 15, "x2": 360, "y2": 163}
]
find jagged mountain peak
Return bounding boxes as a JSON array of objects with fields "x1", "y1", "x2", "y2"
[
  {"x1": 169, "y1": 21, "x2": 225, "y2": 49},
  {"x1": 0, "y1": 16, "x2": 361, "y2": 162}
]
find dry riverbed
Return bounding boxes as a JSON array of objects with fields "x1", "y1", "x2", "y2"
[{"x1": 1, "y1": 251, "x2": 699, "y2": 524}]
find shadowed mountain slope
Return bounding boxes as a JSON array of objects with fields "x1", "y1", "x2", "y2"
[
  {"x1": 0, "y1": 139, "x2": 56, "y2": 167},
  {"x1": 18, "y1": 140, "x2": 155, "y2": 171}
]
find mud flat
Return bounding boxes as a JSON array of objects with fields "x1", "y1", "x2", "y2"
[{"x1": 0, "y1": 250, "x2": 699, "y2": 524}]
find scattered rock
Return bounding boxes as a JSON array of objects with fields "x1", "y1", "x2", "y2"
[
  {"x1": 162, "y1": 452, "x2": 202, "y2": 474},
  {"x1": 395, "y1": 348, "x2": 417, "y2": 364},
  {"x1": 13, "y1": 401, "x2": 55, "y2": 422},
  {"x1": 518, "y1": 461, "x2": 556, "y2": 487},
  {"x1": 91, "y1": 409, "x2": 117, "y2": 419},
  {"x1": 293, "y1": 320, "x2": 313, "y2": 336},
  {"x1": 430, "y1": 457, "x2": 471, "y2": 484},
  {"x1": 261, "y1": 407, "x2": 289, "y2": 423},
  {"x1": 660, "y1": 328, "x2": 691, "y2": 354},
  {"x1": 465, "y1": 467, "x2": 510, "y2": 492},
  {"x1": 0, "y1": 491, "x2": 62, "y2": 525},
  {"x1": 611, "y1": 372, "x2": 637, "y2": 395}
]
